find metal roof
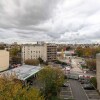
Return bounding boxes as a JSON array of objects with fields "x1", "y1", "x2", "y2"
[{"x1": 0, "y1": 65, "x2": 42, "y2": 81}]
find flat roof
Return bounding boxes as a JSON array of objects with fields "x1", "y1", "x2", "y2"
[{"x1": 0, "y1": 65, "x2": 42, "y2": 81}]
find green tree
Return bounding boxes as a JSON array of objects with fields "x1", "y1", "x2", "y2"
[
  {"x1": 38, "y1": 57, "x2": 44, "y2": 64},
  {"x1": 10, "y1": 47, "x2": 21, "y2": 64},
  {"x1": 38, "y1": 67, "x2": 64, "y2": 100},
  {"x1": 10, "y1": 47, "x2": 20, "y2": 57},
  {"x1": 90, "y1": 77, "x2": 97, "y2": 88}
]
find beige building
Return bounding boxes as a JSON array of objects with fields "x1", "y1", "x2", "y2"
[
  {"x1": 96, "y1": 53, "x2": 100, "y2": 92},
  {"x1": 22, "y1": 42, "x2": 57, "y2": 63},
  {"x1": 0, "y1": 50, "x2": 9, "y2": 72},
  {"x1": 22, "y1": 42, "x2": 47, "y2": 62}
]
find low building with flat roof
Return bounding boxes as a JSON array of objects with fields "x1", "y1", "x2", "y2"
[{"x1": 0, "y1": 65, "x2": 42, "y2": 82}]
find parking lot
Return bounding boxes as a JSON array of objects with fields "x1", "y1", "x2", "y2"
[
  {"x1": 60, "y1": 81, "x2": 73, "y2": 100},
  {"x1": 81, "y1": 84, "x2": 100, "y2": 100}
]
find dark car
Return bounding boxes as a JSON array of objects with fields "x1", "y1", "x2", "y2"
[
  {"x1": 62, "y1": 83, "x2": 69, "y2": 87},
  {"x1": 83, "y1": 84, "x2": 95, "y2": 90},
  {"x1": 81, "y1": 80, "x2": 90, "y2": 84}
]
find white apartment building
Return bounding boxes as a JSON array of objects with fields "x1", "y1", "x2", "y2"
[
  {"x1": 22, "y1": 43, "x2": 47, "y2": 62},
  {"x1": 0, "y1": 50, "x2": 9, "y2": 72},
  {"x1": 96, "y1": 53, "x2": 100, "y2": 92},
  {"x1": 22, "y1": 42, "x2": 57, "y2": 63}
]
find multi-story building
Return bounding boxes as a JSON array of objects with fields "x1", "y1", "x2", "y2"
[
  {"x1": 0, "y1": 50, "x2": 9, "y2": 72},
  {"x1": 47, "y1": 43, "x2": 57, "y2": 61},
  {"x1": 22, "y1": 42, "x2": 47, "y2": 62},
  {"x1": 22, "y1": 42, "x2": 57, "y2": 63},
  {"x1": 96, "y1": 53, "x2": 100, "y2": 92}
]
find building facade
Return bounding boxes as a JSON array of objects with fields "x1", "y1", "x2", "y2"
[
  {"x1": 22, "y1": 42, "x2": 57, "y2": 63},
  {"x1": 22, "y1": 43, "x2": 47, "y2": 62},
  {"x1": 0, "y1": 50, "x2": 9, "y2": 72},
  {"x1": 96, "y1": 53, "x2": 100, "y2": 92},
  {"x1": 47, "y1": 44, "x2": 57, "y2": 61}
]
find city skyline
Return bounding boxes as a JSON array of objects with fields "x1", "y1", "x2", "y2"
[{"x1": 0, "y1": 0, "x2": 100, "y2": 44}]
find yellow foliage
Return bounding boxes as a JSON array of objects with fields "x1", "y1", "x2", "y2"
[{"x1": 0, "y1": 75, "x2": 44, "y2": 100}]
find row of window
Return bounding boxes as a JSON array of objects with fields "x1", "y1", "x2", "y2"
[{"x1": 22, "y1": 51, "x2": 41, "y2": 53}]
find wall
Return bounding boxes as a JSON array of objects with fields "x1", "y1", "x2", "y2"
[
  {"x1": 0, "y1": 50, "x2": 9, "y2": 71},
  {"x1": 96, "y1": 53, "x2": 100, "y2": 92}
]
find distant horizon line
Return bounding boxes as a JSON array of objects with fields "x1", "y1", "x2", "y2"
[{"x1": 0, "y1": 41, "x2": 99, "y2": 45}]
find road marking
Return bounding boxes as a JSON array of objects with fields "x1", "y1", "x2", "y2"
[
  {"x1": 80, "y1": 83, "x2": 89, "y2": 100},
  {"x1": 88, "y1": 99, "x2": 100, "y2": 100},
  {"x1": 87, "y1": 94, "x2": 100, "y2": 95},
  {"x1": 61, "y1": 91, "x2": 71, "y2": 92},
  {"x1": 69, "y1": 80, "x2": 74, "y2": 98}
]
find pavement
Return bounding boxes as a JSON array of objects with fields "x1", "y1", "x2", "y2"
[
  {"x1": 60, "y1": 56, "x2": 99, "y2": 100},
  {"x1": 69, "y1": 79, "x2": 88, "y2": 100},
  {"x1": 81, "y1": 84, "x2": 100, "y2": 100},
  {"x1": 70, "y1": 58, "x2": 95, "y2": 77},
  {"x1": 71, "y1": 58, "x2": 83, "y2": 73},
  {"x1": 60, "y1": 81, "x2": 73, "y2": 100}
]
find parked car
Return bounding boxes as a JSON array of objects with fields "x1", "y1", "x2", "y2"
[
  {"x1": 81, "y1": 80, "x2": 90, "y2": 84},
  {"x1": 83, "y1": 83, "x2": 95, "y2": 90},
  {"x1": 62, "y1": 83, "x2": 69, "y2": 87}
]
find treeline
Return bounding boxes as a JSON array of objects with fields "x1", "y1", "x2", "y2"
[
  {"x1": 76, "y1": 46, "x2": 100, "y2": 58},
  {"x1": 24, "y1": 57, "x2": 48, "y2": 66},
  {"x1": 76, "y1": 46, "x2": 100, "y2": 71}
]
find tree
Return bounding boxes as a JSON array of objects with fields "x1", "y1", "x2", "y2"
[
  {"x1": 38, "y1": 67, "x2": 64, "y2": 100},
  {"x1": 24, "y1": 59, "x2": 40, "y2": 66},
  {"x1": 83, "y1": 47, "x2": 92, "y2": 57},
  {"x1": 10, "y1": 47, "x2": 20, "y2": 57},
  {"x1": 75, "y1": 47, "x2": 84, "y2": 57},
  {"x1": 86, "y1": 59, "x2": 96, "y2": 70},
  {"x1": 10, "y1": 47, "x2": 21, "y2": 64},
  {"x1": 90, "y1": 77, "x2": 97, "y2": 88},
  {"x1": 0, "y1": 45, "x2": 5, "y2": 50},
  {"x1": 66, "y1": 46, "x2": 72, "y2": 51},
  {"x1": 38, "y1": 57, "x2": 44, "y2": 64},
  {"x1": 76, "y1": 46, "x2": 100, "y2": 58},
  {"x1": 0, "y1": 75, "x2": 44, "y2": 100}
]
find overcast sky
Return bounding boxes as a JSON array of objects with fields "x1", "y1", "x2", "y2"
[{"x1": 0, "y1": 0, "x2": 100, "y2": 44}]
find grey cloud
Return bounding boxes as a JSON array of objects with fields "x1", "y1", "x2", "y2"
[
  {"x1": 0, "y1": 0, "x2": 61, "y2": 28},
  {"x1": 0, "y1": 0, "x2": 100, "y2": 43}
]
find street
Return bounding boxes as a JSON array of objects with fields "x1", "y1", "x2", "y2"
[
  {"x1": 71, "y1": 58, "x2": 83, "y2": 73},
  {"x1": 70, "y1": 58, "x2": 95, "y2": 77},
  {"x1": 60, "y1": 56, "x2": 99, "y2": 100},
  {"x1": 69, "y1": 79, "x2": 88, "y2": 100}
]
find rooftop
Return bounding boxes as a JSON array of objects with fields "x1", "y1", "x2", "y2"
[{"x1": 0, "y1": 65, "x2": 42, "y2": 81}]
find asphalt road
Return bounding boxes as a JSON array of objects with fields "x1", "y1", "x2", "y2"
[{"x1": 69, "y1": 80, "x2": 88, "y2": 100}]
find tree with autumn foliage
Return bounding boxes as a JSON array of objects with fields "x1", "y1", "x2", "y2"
[
  {"x1": 76, "y1": 46, "x2": 100, "y2": 58},
  {"x1": 24, "y1": 59, "x2": 40, "y2": 66},
  {"x1": 0, "y1": 75, "x2": 44, "y2": 100},
  {"x1": 38, "y1": 67, "x2": 64, "y2": 100},
  {"x1": 75, "y1": 47, "x2": 84, "y2": 57},
  {"x1": 86, "y1": 59, "x2": 96, "y2": 70}
]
